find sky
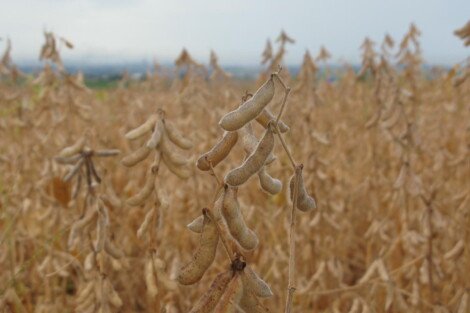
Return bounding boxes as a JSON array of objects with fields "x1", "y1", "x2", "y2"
[{"x1": 0, "y1": 0, "x2": 468, "y2": 66}]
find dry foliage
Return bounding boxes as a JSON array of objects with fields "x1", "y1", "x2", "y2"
[{"x1": 0, "y1": 25, "x2": 469, "y2": 313}]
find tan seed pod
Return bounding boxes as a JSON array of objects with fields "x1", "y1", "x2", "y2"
[
  {"x1": 258, "y1": 167, "x2": 282, "y2": 195},
  {"x1": 121, "y1": 145, "x2": 151, "y2": 167},
  {"x1": 255, "y1": 108, "x2": 289, "y2": 133},
  {"x1": 137, "y1": 208, "x2": 156, "y2": 238},
  {"x1": 63, "y1": 157, "x2": 85, "y2": 182},
  {"x1": 219, "y1": 77, "x2": 275, "y2": 131},
  {"x1": 161, "y1": 134, "x2": 189, "y2": 166},
  {"x1": 188, "y1": 192, "x2": 224, "y2": 233},
  {"x1": 238, "y1": 124, "x2": 276, "y2": 165},
  {"x1": 55, "y1": 154, "x2": 82, "y2": 165},
  {"x1": 146, "y1": 118, "x2": 164, "y2": 149},
  {"x1": 187, "y1": 215, "x2": 204, "y2": 233},
  {"x1": 94, "y1": 204, "x2": 109, "y2": 252},
  {"x1": 289, "y1": 166, "x2": 316, "y2": 212},
  {"x1": 162, "y1": 153, "x2": 191, "y2": 179},
  {"x1": 127, "y1": 172, "x2": 156, "y2": 206},
  {"x1": 213, "y1": 273, "x2": 243, "y2": 313},
  {"x1": 241, "y1": 266, "x2": 273, "y2": 298},
  {"x1": 177, "y1": 211, "x2": 219, "y2": 285},
  {"x1": 444, "y1": 239, "x2": 465, "y2": 261},
  {"x1": 225, "y1": 124, "x2": 274, "y2": 186},
  {"x1": 59, "y1": 137, "x2": 85, "y2": 157},
  {"x1": 164, "y1": 120, "x2": 193, "y2": 150},
  {"x1": 75, "y1": 282, "x2": 95, "y2": 305},
  {"x1": 222, "y1": 186, "x2": 259, "y2": 250},
  {"x1": 189, "y1": 271, "x2": 233, "y2": 313},
  {"x1": 239, "y1": 288, "x2": 269, "y2": 313},
  {"x1": 104, "y1": 239, "x2": 124, "y2": 259},
  {"x1": 145, "y1": 257, "x2": 159, "y2": 297},
  {"x1": 125, "y1": 114, "x2": 157, "y2": 140},
  {"x1": 197, "y1": 131, "x2": 238, "y2": 171},
  {"x1": 68, "y1": 206, "x2": 98, "y2": 249}
]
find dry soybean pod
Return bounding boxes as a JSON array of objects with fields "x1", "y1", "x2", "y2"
[
  {"x1": 187, "y1": 215, "x2": 204, "y2": 233},
  {"x1": 59, "y1": 137, "x2": 85, "y2": 157},
  {"x1": 197, "y1": 131, "x2": 238, "y2": 171},
  {"x1": 126, "y1": 171, "x2": 156, "y2": 206},
  {"x1": 241, "y1": 266, "x2": 273, "y2": 298},
  {"x1": 161, "y1": 134, "x2": 189, "y2": 166},
  {"x1": 125, "y1": 114, "x2": 157, "y2": 140},
  {"x1": 63, "y1": 157, "x2": 85, "y2": 182},
  {"x1": 55, "y1": 154, "x2": 82, "y2": 165},
  {"x1": 145, "y1": 256, "x2": 159, "y2": 297},
  {"x1": 258, "y1": 166, "x2": 282, "y2": 195},
  {"x1": 137, "y1": 208, "x2": 156, "y2": 238},
  {"x1": 162, "y1": 153, "x2": 191, "y2": 179},
  {"x1": 225, "y1": 123, "x2": 274, "y2": 187},
  {"x1": 213, "y1": 273, "x2": 243, "y2": 313},
  {"x1": 238, "y1": 124, "x2": 276, "y2": 165},
  {"x1": 146, "y1": 117, "x2": 164, "y2": 149},
  {"x1": 289, "y1": 164, "x2": 316, "y2": 212},
  {"x1": 222, "y1": 186, "x2": 259, "y2": 251},
  {"x1": 121, "y1": 145, "x2": 151, "y2": 167},
  {"x1": 177, "y1": 210, "x2": 219, "y2": 285},
  {"x1": 189, "y1": 271, "x2": 233, "y2": 313},
  {"x1": 187, "y1": 191, "x2": 224, "y2": 233},
  {"x1": 239, "y1": 288, "x2": 269, "y2": 313},
  {"x1": 164, "y1": 119, "x2": 193, "y2": 150},
  {"x1": 219, "y1": 76, "x2": 275, "y2": 131},
  {"x1": 256, "y1": 108, "x2": 290, "y2": 133}
]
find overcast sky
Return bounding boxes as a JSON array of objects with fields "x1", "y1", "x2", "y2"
[{"x1": 0, "y1": 0, "x2": 468, "y2": 65}]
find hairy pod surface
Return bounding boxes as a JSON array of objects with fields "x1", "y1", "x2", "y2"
[
  {"x1": 189, "y1": 271, "x2": 233, "y2": 313},
  {"x1": 225, "y1": 124, "x2": 274, "y2": 186},
  {"x1": 239, "y1": 288, "x2": 269, "y2": 313},
  {"x1": 188, "y1": 191, "x2": 224, "y2": 233},
  {"x1": 238, "y1": 124, "x2": 276, "y2": 165},
  {"x1": 241, "y1": 266, "x2": 273, "y2": 298},
  {"x1": 258, "y1": 167, "x2": 282, "y2": 195},
  {"x1": 125, "y1": 114, "x2": 157, "y2": 140},
  {"x1": 164, "y1": 120, "x2": 193, "y2": 150},
  {"x1": 219, "y1": 77, "x2": 275, "y2": 131},
  {"x1": 146, "y1": 118, "x2": 164, "y2": 149},
  {"x1": 197, "y1": 131, "x2": 238, "y2": 171},
  {"x1": 222, "y1": 186, "x2": 259, "y2": 250},
  {"x1": 177, "y1": 213, "x2": 219, "y2": 285},
  {"x1": 255, "y1": 108, "x2": 290, "y2": 133},
  {"x1": 121, "y1": 146, "x2": 151, "y2": 167},
  {"x1": 213, "y1": 274, "x2": 243, "y2": 313},
  {"x1": 289, "y1": 166, "x2": 316, "y2": 212}
]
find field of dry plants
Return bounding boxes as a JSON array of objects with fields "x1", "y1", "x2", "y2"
[{"x1": 0, "y1": 23, "x2": 469, "y2": 313}]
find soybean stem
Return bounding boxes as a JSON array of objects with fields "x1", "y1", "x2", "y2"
[{"x1": 285, "y1": 165, "x2": 301, "y2": 313}]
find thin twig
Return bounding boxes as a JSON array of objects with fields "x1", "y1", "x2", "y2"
[{"x1": 285, "y1": 165, "x2": 302, "y2": 313}]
